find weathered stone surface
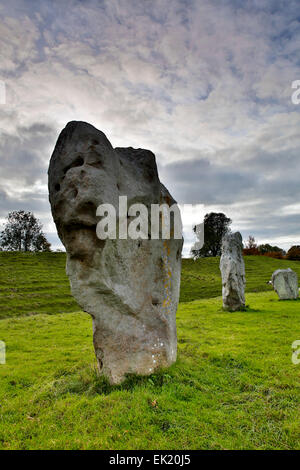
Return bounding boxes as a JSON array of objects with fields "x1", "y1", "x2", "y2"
[
  {"x1": 271, "y1": 268, "x2": 298, "y2": 300},
  {"x1": 48, "y1": 121, "x2": 183, "y2": 384},
  {"x1": 220, "y1": 232, "x2": 245, "y2": 311}
]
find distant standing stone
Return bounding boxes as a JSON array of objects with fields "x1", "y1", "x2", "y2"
[
  {"x1": 271, "y1": 268, "x2": 298, "y2": 300},
  {"x1": 220, "y1": 232, "x2": 246, "y2": 311}
]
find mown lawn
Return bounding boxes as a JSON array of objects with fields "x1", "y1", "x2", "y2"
[{"x1": 0, "y1": 291, "x2": 299, "y2": 450}]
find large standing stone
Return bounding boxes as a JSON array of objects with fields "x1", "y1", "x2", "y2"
[
  {"x1": 220, "y1": 232, "x2": 246, "y2": 311},
  {"x1": 48, "y1": 121, "x2": 183, "y2": 384},
  {"x1": 271, "y1": 268, "x2": 298, "y2": 300}
]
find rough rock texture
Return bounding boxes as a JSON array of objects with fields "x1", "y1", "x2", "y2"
[
  {"x1": 220, "y1": 232, "x2": 246, "y2": 311},
  {"x1": 271, "y1": 268, "x2": 299, "y2": 300},
  {"x1": 48, "y1": 121, "x2": 183, "y2": 384}
]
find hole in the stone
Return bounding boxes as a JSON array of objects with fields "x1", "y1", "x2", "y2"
[
  {"x1": 63, "y1": 156, "x2": 84, "y2": 174},
  {"x1": 87, "y1": 161, "x2": 102, "y2": 169},
  {"x1": 70, "y1": 188, "x2": 78, "y2": 199},
  {"x1": 92, "y1": 139, "x2": 99, "y2": 145},
  {"x1": 55, "y1": 184, "x2": 60, "y2": 192},
  {"x1": 95, "y1": 347, "x2": 104, "y2": 373},
  {"x1": 98, "y1": 359, "x2": 103, "y2": 372},
  {"x1": 77, "y1": 201, "x2": 97, "y2": 219}
]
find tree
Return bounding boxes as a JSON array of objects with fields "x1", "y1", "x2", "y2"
[
  {"x1": 0, "y1": 211, "x2": 51, "y2": 252},
  {"x1": 246, "y1": 235, "x2": 257, "y2": 249},
  {"x1": 191, "y1": 212, "x2": 232, "y2": 258},
  {"x1": 243, "y1": 235, "x2": 260, "y2": 255},
  {"x1": 286, "y1": 245, "x2": 300, "y2": 261},
  {"x1": 258, "y1": 244, "x2": 285, "y2": 257},
  {"x1": 258, "y1": 243, "x2": 276, "y2": 254}
]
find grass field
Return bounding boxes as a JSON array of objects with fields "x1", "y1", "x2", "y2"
[
  {"x1": 1, "y1": 252, "x2": 300, "y2": 318},
  {"x1": 0, "y1": 253, "x2": 299, "y2": 449},
  {"x1": 0, "y1": 252, "x2": 78, "y2": 319},
  {"x1": 181, "y1": 255, "x2": 300, "y2": 302}
]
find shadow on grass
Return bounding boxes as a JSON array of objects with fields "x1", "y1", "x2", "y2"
[
  {"x1": 243, "y1": 306, "x2": 262, "y2": 313},
  {"x1": 49, "y1": 366, "x2": 175, "y2": 398},
  {"x1": 220, "y1": 305, "x2": 261, "y2": 313}
]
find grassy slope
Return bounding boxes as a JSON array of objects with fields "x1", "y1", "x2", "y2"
[
  {"x1": 0, "y1": 291, "x2": 299, "y2": 449},
  {"x1": 1, "y1": 252, "x2": 300, "y2": 318},
  {"x1": 181, "y1": 256, "x2": 300, "y2": 302},
  {"x1": 0, "y1": 252, "x2": 78, "y2": 319},
  {"x1": 0, "y1": 252, "x2": 299, "y2": 449}
]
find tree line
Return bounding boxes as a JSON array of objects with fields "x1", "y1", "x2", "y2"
[
  {"x1": 242, "y1": 235, "x2": 300, "y2": 260},
  {"x1": 191, "y1": 212, "x2": 300, "y2": 261},
  {"x1": 0, "y1": 209, "x2": 299, "y2": 260}
]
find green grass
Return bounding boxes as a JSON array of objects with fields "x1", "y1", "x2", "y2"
[
  {"x1": 181, "y1": 255, "x2": 300, "y2": 302},
  {"x1": 1, "y1": 252, "x2": 299, "y2": 318},
  {"x1": 0, "y1": 252, "x2": 299, "y2": 449},
  {"x1": 0, "y1": 252, "x2": 78, "y2": 319},
  {"x1": 0, "y1": 291, "x2": 299, "y2": 449}
]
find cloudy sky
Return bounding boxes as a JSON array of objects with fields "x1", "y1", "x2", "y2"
[{"x1": 0, "y1": 0, "x2": 300, "y2": 256}]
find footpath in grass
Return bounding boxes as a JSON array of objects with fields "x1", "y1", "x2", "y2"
[{"x1": 0, "y1": 291, "x2": 299, "y2": 450}]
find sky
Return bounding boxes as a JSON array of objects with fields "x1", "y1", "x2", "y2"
[{"x1": 0, "y1": 0, "x2": 300, "y2": 256}]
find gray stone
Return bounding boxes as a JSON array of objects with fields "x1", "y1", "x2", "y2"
[
  {"x1": 271, "y1": 268, "x2": 298, "y2": 300},
  {"x1": 48, "y1": 121, "x2": 183, "y2": 384},
  {"x1": 220, "y1": 232, "x2": 246, "y2": 311}
]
